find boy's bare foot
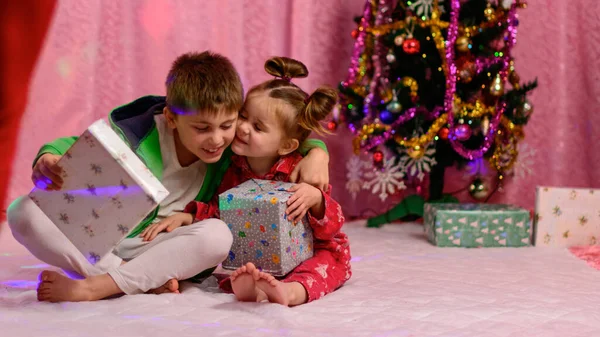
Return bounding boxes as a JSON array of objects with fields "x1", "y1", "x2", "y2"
[
  {"x1": 148, "y1": 278, "x2": 180, "y2": 294},
  {"x1": 255, "y1": 272, "x2": 308, "y2": 307},
  {"x1": 231, "y1": 262, "x2": 267, "y2": 302},
  {"x1": 37, "y1": 270, "x2": 121, "y2": 302}
]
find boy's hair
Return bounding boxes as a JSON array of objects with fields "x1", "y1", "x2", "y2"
[
  {"x1": 166, "y1": 51, "x2": 243, "y2": 115},
  {"x1": 245, "y1": 57, "x2": 337, "y2": 143}
]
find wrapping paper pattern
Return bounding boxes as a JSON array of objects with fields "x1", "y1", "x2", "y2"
[
  {"x1": 533, "y1": 186, "x2": 600, "y2": 247},
  {"x1": 424, "y1": 203, "x2": 531, "y2": 248},
  {"x1": 28, "y1": 119, "x2": 169, "y2": 264},
  {"x1": 220, "y1": 179, "x2": 314, "y2": 276}
]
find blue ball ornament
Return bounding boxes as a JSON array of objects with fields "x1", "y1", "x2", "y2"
[{"x1": 379, "y1": 110, "x2": 396, "y2": 124}]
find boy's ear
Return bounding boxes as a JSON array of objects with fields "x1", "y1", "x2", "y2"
[
  {"x1": 278, "y1": 138, "x2": 299, "y2": 156},
  {"x1": 163, "y1": 106, "x2": 177, "y2": 129}
]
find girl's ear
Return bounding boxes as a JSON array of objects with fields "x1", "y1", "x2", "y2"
[{"x1": 278, "y1": 138, "x2": 299, "y2": 156}]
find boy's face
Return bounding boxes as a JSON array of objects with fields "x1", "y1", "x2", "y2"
[{"x1": 164, "y1": 107, "x2": 237, "y2": 165}]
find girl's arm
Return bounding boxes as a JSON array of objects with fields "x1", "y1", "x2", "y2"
[{"x1": 306, "y1": 186, "x2": 345, "y2": 241}]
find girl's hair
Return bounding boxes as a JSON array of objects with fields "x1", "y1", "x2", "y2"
[{"x1": 245, "y1": 57, "x2": 338, "y2": 143}]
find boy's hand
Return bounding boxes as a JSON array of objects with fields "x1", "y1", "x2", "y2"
[
  {"x1": 32, "y1": 153, "x2": 63, "y2": 191},
  {"x1": 286, "y1": 183, "x2": 324, "y2": 222},
  {"x1": 290, "y1": 148, "x2": 329, "y2": 191},
  {"x1": 140, "y1": 212, "x2": 193, "y2": 242}
]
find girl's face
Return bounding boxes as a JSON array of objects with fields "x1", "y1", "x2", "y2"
[{"x1": 232, "y1": 93, "x2": 296, "y2": 158}]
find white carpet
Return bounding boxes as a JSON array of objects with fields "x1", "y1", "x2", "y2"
[{"x1": 1, "y1": 221, "x2": 599, "y2": 337}]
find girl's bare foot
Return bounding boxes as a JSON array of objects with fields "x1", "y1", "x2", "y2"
[
  {"x1": 231, "y1": 263, "x2": 267, "y2": 302},
  {"x1": 255, "y1": 272, "x2": 307, "y2": 306},
  {"x1": 37, "y1": 270, "x2": 122, "y2": 302},
  {"x1": 148, "y1": 278, "x2": 179, "y2": 294}
]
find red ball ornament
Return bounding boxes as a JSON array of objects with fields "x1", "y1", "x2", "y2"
[
  {"x1": 351, "y1": 30, "x2": 359, "y2": 39},
  {"x1": 438, "y1": 127, "x2": 450, "y2": 140},
  {"x1": 373, "y1": 150, "x2": 384, "y2": 167},
  {"x1": 402, "y1": 38, "x2": 420, "y2": 54},
  {"x1": 327, "y1": 121, "x2": 338, "y2": 131}
]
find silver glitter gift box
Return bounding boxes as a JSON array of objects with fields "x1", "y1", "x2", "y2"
[{"x1": 219, "y1": 179, "x2": 314, "y2": 276}]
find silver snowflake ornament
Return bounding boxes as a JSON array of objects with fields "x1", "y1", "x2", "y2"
[{"x1": 363, "y1": 158, "x2": 407, "y2": 202}]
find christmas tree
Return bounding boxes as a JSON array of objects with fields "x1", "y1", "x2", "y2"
[{"x1": 336, "y1": 0, "x2": 536, "y2": 225}]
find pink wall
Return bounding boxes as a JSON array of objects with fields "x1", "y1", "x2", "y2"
[{"x1": 6, "y1": 0, "x2": 600, "y2": 218}]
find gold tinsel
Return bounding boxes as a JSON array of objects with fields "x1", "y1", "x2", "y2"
[
  {"x1": 454, "y1": 96, "x2": 496, "y2": 118},
  {"x1": 394, "y1": 114, "x2": 449, "y2": 148}
]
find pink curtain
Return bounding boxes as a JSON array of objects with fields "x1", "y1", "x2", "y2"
[{"x1": 6, "y1": 0, "x2": 600, "y2": 219}]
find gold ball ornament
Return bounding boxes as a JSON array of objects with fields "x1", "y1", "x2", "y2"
[
  {"x1": 407, "y1": 146, "x2": 425, "y2": 159},
  {"x1": 489, "y1": 74, "x2": 505, "y2": 97},
  {"x1": 456, "y1": 36, "x2": 471, "y2": 53},
  {"x1": 469, "y1": 178, "x2": 490, "y2": 200}
]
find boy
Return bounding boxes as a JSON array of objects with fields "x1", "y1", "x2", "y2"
[{"x1": 7, "y1": 51, "x2": 330, "y2": 302}]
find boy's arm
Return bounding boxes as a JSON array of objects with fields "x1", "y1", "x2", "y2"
[
  {"x1": 297, "y1": 139, "x2": 328, "y2": 156},
  {"x1": 32, "y1": 137, "x2": 78, "y2": 168},
  {"x1": 306, "y1": 185, "x2": 345, "y2": 241},
  {"x1": 292, "y1": 139, "x2": 330, "y2": 191}
]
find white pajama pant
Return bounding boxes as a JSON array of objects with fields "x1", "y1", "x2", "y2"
[{"x1": 7, "y1": 196, "x2": 233, "y2": 294}]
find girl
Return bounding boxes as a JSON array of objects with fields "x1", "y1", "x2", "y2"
[{"x1": 182, "y1": 56, "x2": 351, "y2": 306}]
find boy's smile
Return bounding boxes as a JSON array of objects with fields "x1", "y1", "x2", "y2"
[{"x1": 164, "y1": 107, "x2": 237, "y2": 166}]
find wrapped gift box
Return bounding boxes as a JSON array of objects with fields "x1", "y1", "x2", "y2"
[
  {"x1": 219, "y1": 179, "x2": 314, "y2": 276},
  {"x1": 424, "y1": 203, "x2": 531, "y2": 248},
  {"x1": 533, "y1": 186, "x2": 600, "y2": 247},
  {"x1": 29, "y1": 119, "x2": 169, "y2": 264}
]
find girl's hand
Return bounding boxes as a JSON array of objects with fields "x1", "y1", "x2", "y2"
[
  {"x1": 286, "y1": 183, "x2": 324, "y2": 222},
  {"x1": 290, "y1": 148, "x2": 329, "y2": 191},
  {"x1": 140, "y1": 213, "x2": 193, "y2": 242},
  {"x1": 32, "y1": 153, "x2": 63, "y2": 191}
]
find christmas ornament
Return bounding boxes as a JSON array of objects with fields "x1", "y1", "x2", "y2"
[
  {"x1": 457, "y1": 59, "x2": 476, "y2": 83},
  {"x1": 454, "y1": 124, "x2": 472, "y2": 141},
  {"x1": 402, "y1": 38, "x2": 420, "y2": 54},
  {"x1": 379, "y1": 110, "x2": 396, "y2": 124},
  {"x1": 468, "y1": 177, "x2": 490, "y2": 200},
  {"x1": 351, "y1": 30, "x2": 358, "y2": 39},
  {"x1": 438, "y1": 127, "x2": 450, "y2": 140},
  {"x1": 398, "y1": 144, "x2": 437, "y2": 181},
  {"x1": 409, "y1": 0, "x2": 446, "y2": 19},
  {"x1": 394, "y1": 35, "x2": 405, "y2": 46},
  {"x1": 407, "y1": 146, "x2": 425, "y2": 159},
  {"x1": 363, "y1": 158, "x2": 406, "y2": 202},
  {"x1": 373, "y1": 150, "x2": 384, "y2": 168},
  {"x1": 455, "y1": 35, "x2": 471, "y2": 53},
  {"x1": 327, "y1": 121, "x2": 338, "y2": 131},
  {"x1": 386, "y1": 90, "x2": 402, "y2": 113},
  {"x1": 489, "y1": 74, "x2": 505, "y2": 97},
  {"x1": 386, "y1": 51, "x2": 396, "y2": 63},
  {"x1": 481, "y1": 116, "x2": 490, "y2": 134},
  {"x1": 516, "y1": 100, "x2": 533, "y2": 119},
  {"x1": 386, "y1": 100, "x2": 402, "y2": 113}
]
